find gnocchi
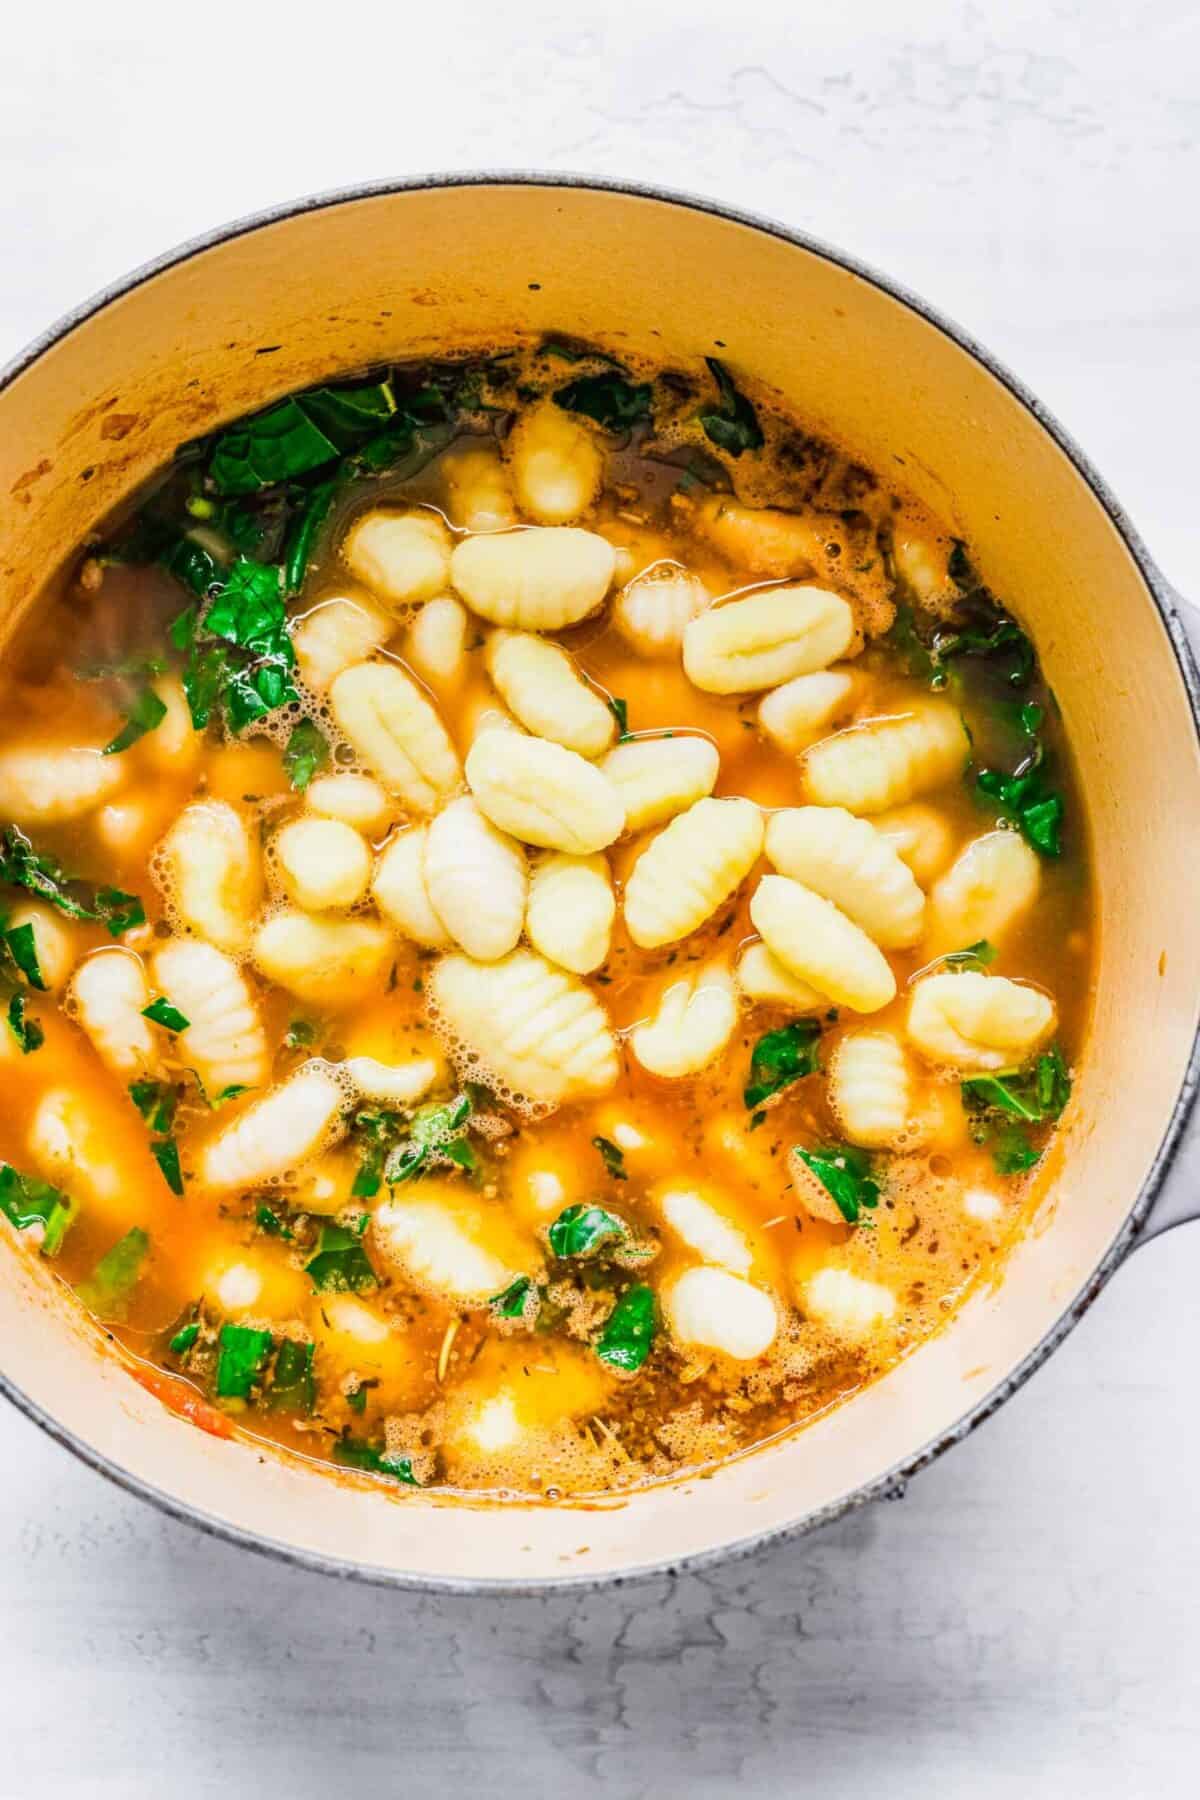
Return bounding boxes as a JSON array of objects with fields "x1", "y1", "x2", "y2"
[
  {"x1": 598, "y1": 735, "x2": 719, "y2": 833},
  {"x1": 757, "y1": 669, "x2": 858, "y2": 755},
  {"x1": 525, "y1": 852, "x2": 615, "y2": 975},
  {"x1": 613, "y1": 565, "x2": 708, "y2": 657},
  {"x1": 486, "y1": 630, "x2": 615, "y2": 756},
  {"x1": 630, "y1": 962, "x2": 737, "y2": 1079},
  {"x1": 803, "y1": 702, "x2": 967, "y2": 814},
  {"x1": 201, "y1": 1063, "x2": 346, "y2": 1190},
  {"x1": 505, "y1": 400, "x2": 604, "y2": 525},
  {"x1": 734, "y1": 940, "x2": 825, "y2": 1011},
  {"x1": 682, "y1": 586, "x2": 854, "y2": 694},
  {"x1": 155, "y1": 800, "x2": 262, "y2": 955},
  {"x1": 251, "y1": 910, "x2": 395, "y2": 1010},
  {"x1": 663, "y1": 1267, "x2": 778, "y2": 1361},
  {"x1": 923, "y1": 829, "x2": 1041, "y2": 956},
  {"x1": 907, "y1": 971, "x2": 1055, "y2": 1071},
  {"x1": 750, "y1": 874, "x2": 897, "y2": 1013},
  {"x1": 764, "y1": 806, "x2": 925, "y2": 949},
  {"x1": 624, "y1": 797, "x2": 763, "y2": 948},
  {"x1": 152, "y1": 938, "x2": 269, "y2": 1095},
  {"x1": 828, "y1": 1030, "x2": 914, "y2": 1149},
  {"x1": 450, "y1": 526, "x2": 615, "y2": 629},
  {"x1": 371, "y1": 826, "x2": 452, "y2": 949},
  {"x1": 273, "y1": 817, "x2": 372, "y2": 912},
  {"x1": 429, "y1": 949, "x2": 619, "y2": 1104},
  {"x1": 343, "y1": 508, "x2": 452, "y2": 608},
  {"x1": 464, "y1": 730, "x2": 624, "y2": 855},
  {"x1": 328, "y1": 660, "x2": 462, "y2": 813},
  {"x1": 423, "y1": 796, "x2": 527, "y2": 962},
  {"x1": 0, "y1": 745, "x2": 123, "y2": 825},
  {"x1": 292, "y1": 595, "x2": 392, "y2": 692},
  {"x1": 406, "y1": 596, "x2": 470, "y2": 690},
  {"x1": 68, "y1": 951, "x2": 159, "y2": 1080}
]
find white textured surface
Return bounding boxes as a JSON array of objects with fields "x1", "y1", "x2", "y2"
[{"x1": 4, "y1": 2, "x2": 1200, "y2": 1793}]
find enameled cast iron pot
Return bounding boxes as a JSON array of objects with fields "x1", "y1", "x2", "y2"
[{"x1": 2, "y1": 175, "x2": 1199, "y2": 1592}]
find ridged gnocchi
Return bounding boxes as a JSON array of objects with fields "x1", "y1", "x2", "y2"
[
  {"x1": 803, "y1": 1267, "x2": 897, "y2": 1341},
  {"x1": 613, "y1": 565, "x2": 708, "y2": 657},
  {"x1": 305, "y1": 772, "x2": 394, "y2": 835},
  {"x1": 803, "y1": 702, "x2": 967, "y2": 814},
  {"x1": 440, "y1": 443, "x2": 517, "y2": 532},
  {"x1": 663, "y1": 1267, "x2": 778, "y2": 1361},
  {"x1": 750, "y1": 874, "x2": 896, "y2": 1013},
  {"x1": 406, "y1": 596, "x2": 469, "y2": 690},
  {"x1": 450, "y1": 527, "x2": 615, "y2": 630},
  {"x1": 252, "y1": 910, "x2": 394, "y2": 1010},
  {"x1": 156, "y1": 800, "x2": 262, "y2": 955},
  {"x1": 505, "y1": 401, "x2": 604, "y2": 525},
  {"x1": 764, "y1": 806, "x2": 925, "y2": 949},
  {"x1": 152, "y1": 938, "x2": 269, "y2": 1095},
  {"x1": 906, "y1": 971, "x2": 1055, "y2": 1071},
  {"x1": 734, "y1": 940, "x2": 825, "y2": 1011},
  {"x1": 429, "y1": 949, "x2": 619, "y2": 1104},
  {"x1": 343, "y1": 508, "x2": 451, "y2": 608},
  {"x1": 423, "y1": 797, "x2": 527, "y2": 962},
  {"x1": 274, "y1": 817, "x2": 372, "y2": 912},
  {"x1": 525, "y1": 852, "x2": 614, "y2": 974},
  {"x1": 655, "y1": 1184, "x2": 753, "y2": 1276},
  {"x1": 599, "y1": 735, "x2": 719, "y2": 833},
  {"x1": 371, "y1": 826, "x2": 452, "y2": 949},
  {"x1": 872, "y1": 802, "x2": 955, "y2": 884},
  {"x1": 630, "y1": 962, "x2": 737, "y2": 1078},
  {"x1": 923, "y1": 829, "x2": 1041, "y2": 956},
  {"x1": 682, "y1": 586, "x2": 854, "y2": 694},
  {"x1": 828, "y1": 1030, "x2": 914, "y2": 1148},
  {"x1": 329, "y1": 661, "x2": 462, "y2": 813},
  {"x1": 624, "y1": 797, "x2": 763, "y2": 948},
  {"x1": 373, "y1": 1186, "x2": 519, "y2": 1303},
  {"x1": 291, "y1": 595, "x2": 392, "y2": 692},
  {"x1": 757, "y1": 669, "x2": 858, "y2": 755},
  {"x1": 464, "y1": 731, "x2": 624, "y2": 855},
  {"x1": 68, "y1": 950, "x2": 159, "y2": 1080},
  {"x1": 0, "y1": 745, "x2": 124, "y2": 825},
  {"x1": 200, "y1": 1063, "x2": 345, "y2": 1190},
  {"x1": 485, "y1": 630, "x2": 615, "y2": 756}
]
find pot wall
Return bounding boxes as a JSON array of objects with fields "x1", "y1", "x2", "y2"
[{"x1": 1, "y1": 181, "x2": 1197, "y2": 1586}]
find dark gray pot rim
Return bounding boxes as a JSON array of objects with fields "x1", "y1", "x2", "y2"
[{"x1": 2, "y1": 170, "x2": 1197, "y2": 1598}]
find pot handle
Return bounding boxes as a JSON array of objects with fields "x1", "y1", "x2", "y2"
[{"x1": 1132, "y1": 571, "x2": 1200, "y2": 1243}]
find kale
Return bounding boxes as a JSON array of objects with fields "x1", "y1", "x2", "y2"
[
  {"x1": 76, "y1": 1226, "x2": 150, "y2": 1320},
  {"x1": 283, "y1": 478, "x2": 338, "y2": 596},
  {"x1": 207, "y1": 376, "x2": 402, "y2": 495},
  {"x1": 974, "y1": 746, "x2": 1064, "y2": 858},
  {"x1": 744, "y1": 1020, "x2": 822, "y2": 1109},
  {"x1": 932, "y1": 591, "x2": 1036, "y2": 689},
  {"x1": 0, "y1": 1164, "x2": 71, "y2": 1254},
  {"x1": 255, "y1": 1203, "x2": 293, "y2": 1240},
  {"x1": 102, "y1": 682, "x2": 168, "y2": 756},
  {"x1": 215, "y1": 1323, "x2": 273, "y2": 1399},
  {"x1": 595, "y1": 1284, "x2": 657, "y2": 1373},
  {"x1": 489, "y1": 1275, "x2": 537, "y2": 1321},
  {"x1": 0, "y1": 826, "x2": 144, "y2": 937},
  {"x1": 168, "y1": 1319, "x2": 201, "y2": 1356},
  {"x1": 304, "y1": 1217, "x2": 377, "y2": 1292},
  {"x1": 548, "y1": 1204, "x2": 627, "y2": 1260},
  {"x1": 332, "y1": 1438, "x2": 420, "y2": 1485},
  {"x1": 4, "y1": 921, "x2": 45, "y2": 990},
  {"x1": 606, "y1": 695, "x2": 631, "y2": 739},
  {"x1": 142, "y1": 996, "x2": 189, "y2": 1033},
  {"x1": 6, "y1": 993, "x2": 43, "y2": 1055},
  {"x1": 383, "y1": 1092, "x2": 473, "y2": 1187},
  {"x1": 268, "y1": 1338, "x2": 315, "y2": 1414},
  {"x1": 553, "y1": 372, "x2": 653, "y2": 430},
  {"x1": 962, "y1": 1046, "x2": 1072, "y2": 1175},
  {"x1": 697, "y1": 358, "x2": 763, "y2": 456},
  {"x1": 592, "y1": 1136, "x2": 627, "y2": 1181},
  {"x1": 937, "y1": 938, "x2": 998, "y2": 970},
  {"x1": 282, "y1": 719, "x2": 330, "y2": 791},
  {"x1": 129, "y1": 1078, "x2": 185, "y2": 1193},
  {"x1": 152, "y1": 1139, "x2": 184, "y2": 1196},
  {"x1": 179, "y1": 556, "x2": 299, "y2": 734},
  {"x1": 793, "y1": 1144, "x2": 880, "y2": 1225}
]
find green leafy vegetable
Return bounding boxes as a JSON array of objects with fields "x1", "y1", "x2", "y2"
[
  {"x1": 7, "y1": 993, "x2": 43, "y2": 1054},
  {"x1": 283, "y1": 479, "x2": 338, "y2": 595},
  {"x1": 168, "y1": 1318, "x2": 201, "y2": 1356},
  {"x1": 490, "y1": 1275, "x2": 537, "y2": 1320},
  {"x1": 129, "y1": 1079, "x2": 179, "y2": 1135},
  {"x1": 332, "y1": 1438, "x2": 420, "y2": 1485},
  {"x1": 255, "y1": 1203, "x2": 293, "y2": 1240},
  {"x1": 77, "y1": 1226, "x2": 150, "y2": 1319},
  {"x1": 286, "y1": 1019, "x2": 317, "y2": 1050},
  {"x1": 939, "y1": 939, "x2": 997, "y2": 970},
  {"x1": 975, "y1": 759, "x2": 1064, "y2": 858},
  {"x1": 102, "y1": 684, "x2": 168, "y2": 756},
  {"x1": 383, "y1": 1092, "x2": 473, "y2": 1187},
  {"x1": 444, "y1": 1138, "x2": 479, "y2": 1177},
  {"x1": 283, "y1": 718, "x2": 330, "y2": 792},
  {"x1": 304, "y1": 1218, "x2": 377, "y2": 1292},
  {"x1": 215, "y1": 1323, "x2": 273, "y2": 1399},
  {"x1": 596, "y1": 1284, "x2": 657, "y2": 1372},
  {"x1": 269, "y1": 1338, "x2": 315, "y2": 1414},
  {"x1": 698, "y1": 358, "x2": 763, "y2": 456},
  {"x1": 152, "y1": 1138, "x2": 184, "y2": 1196},
  {"x1": 962, "y1": 1046, "x2": 1072, "y2": 1175},
  {"x1": 212, "y1": 1084, "x2": 249, "y2": 1107},
  {"x1": 0, "y1": 1164, "x2": 71, "y2": 1253},
  {"x1": 4, "y1": 921, "x2": 45, "y2": 990},
  {"x1": 553, "y1": 372, "x2": 653, "y2": 430},
  {"x1": 548, "y1": 1204, "x2": 627, "y2": 1260},
  {"x1": 210, "y1": 399, "x2": 341, "y2": 496},
  {"x1": 932, "y1": 584, "x2": 1036, "y2": 690},
  {"x1": 592, "y1": 1136, "x2": 627, "y2": 1181},
  {"x1": 793, "y1": 1144, "x2": 880, "y2": 1225},
  {"x1": 744, "y1": 1020, "x2": 822, "y2": 1109},
  {"x1": 142, "y1": 996, "x2": 190, "y2": 1033},
  {"x1": 0, "y1": 826, "x2": 144, "y2": 936},
  {"x1": 606, "y1": 696, "x2": 630, "y2": 739}
]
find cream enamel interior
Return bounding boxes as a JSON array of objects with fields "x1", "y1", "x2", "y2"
[{"x1": 1, "y1": 180, "x2": 1197, "y2": 1587}]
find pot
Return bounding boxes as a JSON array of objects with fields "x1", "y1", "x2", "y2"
[{"x1": 2, "y1": 174, "x2": 1198, "y2": 1592}]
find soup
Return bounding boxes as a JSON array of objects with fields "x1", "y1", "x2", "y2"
[{"x1": 0, "y1": 344, "x2": 1092, "y2": 1497}]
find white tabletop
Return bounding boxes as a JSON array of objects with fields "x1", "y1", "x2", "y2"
[{"x1": 3, "y1": 3, "x2": 1199, "y2": 1793}]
